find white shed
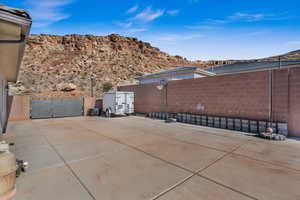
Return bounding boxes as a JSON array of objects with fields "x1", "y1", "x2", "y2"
[{"x1": 102, "y1": 91, "x2": 134, "y2": 116}]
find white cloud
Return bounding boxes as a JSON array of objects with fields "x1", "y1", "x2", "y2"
[
  {"x1": 25, "y1": 0, "x2": 72, "y2": 27},
  {"x1": 200, "y1": 12, "x2": 282, "y2": 26},
  {"x1": 153, "y1": 33, "x2": 205, "y2": 43},
  {"x1": 127, "y1": 5, "x2": 139, "y2": 14},
  {"x1": 229, "y1": 12, "x2": 266, "y2": 22},
  {"x1": 132, "y1": 7, "x2": 164, "y2": 22},
  {"x1": 127, "y1": 28, "x2": 147, "y2": 33},
  {"x1": 115, "y1": 21, "x2": 133, "y2": 28},
  {"x1": 167, "y1": 10, "x2": 180, "y2": 16},
  {"x1": 186, "y1": 25, "x2": 215, "y2": 30}
]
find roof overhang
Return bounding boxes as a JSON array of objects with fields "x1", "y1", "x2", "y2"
[{"x1": 0, "y1": 5, "x2": 32, "y2": 82}]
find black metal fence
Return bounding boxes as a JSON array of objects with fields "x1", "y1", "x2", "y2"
[{"x1": 147, "y1": 112, "x2": 288, "y2": 136}]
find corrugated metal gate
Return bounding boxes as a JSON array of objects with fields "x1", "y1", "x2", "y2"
[{"x1": 31, "y1": 97, "x2": 84, "y2": 119}]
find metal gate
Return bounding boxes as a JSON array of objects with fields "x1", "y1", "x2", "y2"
[{"x1": 31, "y1": 97, "x2": 84, "y2": 119}]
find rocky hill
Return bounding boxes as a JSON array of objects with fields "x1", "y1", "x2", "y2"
[
  {"x1": 16, "y1": 34, "x2": 300, "y2": 96},
  {"x1": 17, "y1": 34, "x2": 200, "y2": 96}
]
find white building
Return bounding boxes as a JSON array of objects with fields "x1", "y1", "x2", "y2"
[{"x1": 136, "y1": 66, "x2": 215, "y2": 84}]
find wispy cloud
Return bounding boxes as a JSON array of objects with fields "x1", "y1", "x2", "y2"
[
  {"x1": 167, "y1": 10, "x2": 180, "y2": 16},
  {"x1": 154, "y1": 33, "x2": 205, "y2": 43},
  {"x1": 25, "y1": 0, "x2": 72, "y2": 27},
  {"x1": 132, "y1": 7, "x2": 164, "y2": 23},
  {"x1": 201, "y1": 12, "x2": 286, "y2": 25},
  {"x1": 116, "y1": 5, "x2": 167, "y2": 35},
  {"x1": 115, "y1": 21, "x2": 133, "y2": 28},
  {"x1": 127, "y1": 28, "x2": 147, "y2": 33},
  {"x1": 186, "y1": 25, "x2": 215, "y2": 30},
  {"x1": 229, "y1": 12, "x2": 266, "y2": 22},
  {"x1": 127, "y1": 5, "x2": 139, "y2": 14}
]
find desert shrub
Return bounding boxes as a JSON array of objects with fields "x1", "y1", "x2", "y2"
[{"x1": 102, "y1": 82, "x2": 114, "y2": 92}]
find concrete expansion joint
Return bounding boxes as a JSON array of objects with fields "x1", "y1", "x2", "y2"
[
  {"x1": 231, "y1": 152, "x2": 300, "y2": 173},
  {"x1": 40, "y1": 132, "x2": 97, "y2": 200},
  {"x1": 84, "y1": 126, "x2": 258, "y2": 200},
  {"x1": 150, "y1": 173, "x2": 196, "y2": 200},
  {"x1": 197, "y1": 175, "x2": 259, "y2": 200},
  {"x1": 84, "y1": 127, "x2": 195, "y2": 173}
]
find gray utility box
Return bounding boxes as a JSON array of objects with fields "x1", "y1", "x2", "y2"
[{"x1": 103, "y1": 91, "x2": 134, "y2": 115}]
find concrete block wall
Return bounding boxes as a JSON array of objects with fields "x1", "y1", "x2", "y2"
[
  {"x1": 289, "y1": 67, "x2": 300, "y2": 137},
  {"x1": 165, "y1": 71, "x2": 270, "y2": 120},
  {"x1": 119, "y1": 67, "x2": 300, "y2": 137},
  {"x1": 272, "y1": 69, "x2": 289, "y2": 122},
  {"x1": 120, "y1": 71, "x2": 272, "y2": 120}
]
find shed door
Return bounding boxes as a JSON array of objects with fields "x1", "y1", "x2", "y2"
[
  {"x1": 116, "y1": 93, "x2": 126, "y2": 114},
  {"x1": 125, "y1": 93, "x2": 134, "y2": 113}
]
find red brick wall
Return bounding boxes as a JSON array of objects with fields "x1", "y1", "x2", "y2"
[
  {"x1": 289, "y1": 67, "x2": 300, "y2": 137},
  {"x1": 121, "y1": 83, "x2": 164, "y2": 113},
  {"x1": 166, "y1": 71, "x2": 270, "y2": 120},
  {"x1": 120, "y1": 71, "x2": 271, "y2": 119},
  {"x1": 272, "y1": 69, "x2": 289, "y2": 122},
  {"x1": 119, "y1": 68, "x2": 300, "y2": 136}
]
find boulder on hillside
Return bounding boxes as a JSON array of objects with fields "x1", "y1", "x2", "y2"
[{"x1": 56, "y1": 83, "x2": 77, "y2": 92}]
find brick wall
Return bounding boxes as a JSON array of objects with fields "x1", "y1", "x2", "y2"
[
  {"x1": 119, "y1": 67, "x2": 300, "y2": 136},
  {"x1": 289, "y1": 67, "x2": 300, "y2": 137},
  {"x1": 120, "y1": 71, "x2": 272, "y2": 120},
  {"x1": 272, "y1": 69, "x2": 289, "y2": 122}
]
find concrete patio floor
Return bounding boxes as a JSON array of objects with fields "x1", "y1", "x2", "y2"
[{"x1": 3, "y1": 116, "x2": 300, "y2": 200}]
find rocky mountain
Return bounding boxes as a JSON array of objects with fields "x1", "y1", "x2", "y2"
[
  {"x1": 17, "y1": 34, "x2": 202, "y2": 96},
  {"x1": 16, "y1": 34, "x2": 300, "y2": 96}
]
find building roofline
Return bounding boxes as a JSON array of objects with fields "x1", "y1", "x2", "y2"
[
  {"x1": 205, "y1": 60, "x2": 300, "y2": 75},
  {"x1": 135, "y1": 66, "x2": 215, "y2": 80}
]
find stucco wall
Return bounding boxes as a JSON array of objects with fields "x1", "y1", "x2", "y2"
[{"x1": 8, "y1": 95, "x2": 31, "y2": 121}]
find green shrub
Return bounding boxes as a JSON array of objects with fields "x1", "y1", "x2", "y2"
[{"x1": 102, "y1": 82, "x2": 113, "y2": 92}]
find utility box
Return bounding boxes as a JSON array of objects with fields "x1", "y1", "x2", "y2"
[{"x1": 103, "y1": 91, "x2": 134, "y2": 116}]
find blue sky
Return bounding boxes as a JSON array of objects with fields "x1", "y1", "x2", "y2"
[{"x1": 3, "y1": 0, "x2": 300, "y2": 60}]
